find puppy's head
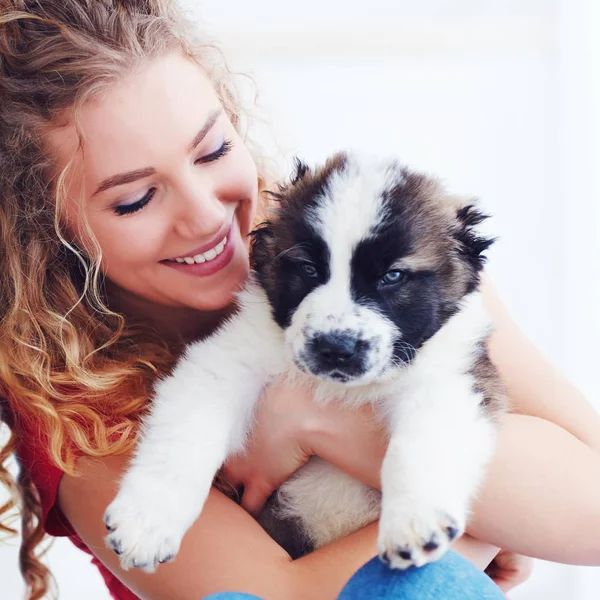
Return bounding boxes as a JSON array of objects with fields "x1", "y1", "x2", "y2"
[{"x1": 251, "y1": 152, "x2": 493, "y2": 385}]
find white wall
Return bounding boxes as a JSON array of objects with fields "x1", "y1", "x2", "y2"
[{"x1": 1, "y1": 1, "x2": 599, "y2": 598}]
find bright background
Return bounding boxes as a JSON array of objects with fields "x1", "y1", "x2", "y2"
[{"x1": 2, "y1": 0, "x2": 600, "y2": 598}]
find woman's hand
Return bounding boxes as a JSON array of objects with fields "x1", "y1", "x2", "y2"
[
  {"x1": 222, "y1": 379, "x2": 316, "y2": 516},
  {"x1": 223, "y1": 379, "x2": 390, "y2": 517},
  {"x1": 485, "y1": 550, "x2": 535, "y2": 596}
]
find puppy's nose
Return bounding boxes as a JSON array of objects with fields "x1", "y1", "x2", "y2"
[{"x1": 314, "y1": 333, "x2": 357, "y2": 365}]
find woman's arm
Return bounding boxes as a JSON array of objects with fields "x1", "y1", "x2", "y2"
[
  {"x1": 468, "y1": 413, "x2": 600, "y2": 563},
  {"x1": 481, "y1": 274, "x2": 600, "y2": 453},
  {"x1": 59, "y1": 454, "x2": 382, "y2": 600}
]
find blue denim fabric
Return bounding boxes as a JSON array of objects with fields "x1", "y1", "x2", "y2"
[{"x1": 202, "y1": 549, "x2": 504, "y2": 599}]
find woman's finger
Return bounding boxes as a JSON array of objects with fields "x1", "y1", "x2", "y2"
[{"x1": 241, "y1": 481, "x2": 274, "y2": 517}]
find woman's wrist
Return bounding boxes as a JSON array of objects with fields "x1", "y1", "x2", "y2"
[
  {"x1": 452, "y1": 534, "x2": 499, "y2": 570},
  {"x1": 301, "y1": 402, "x2": 388, "y2": 489}
]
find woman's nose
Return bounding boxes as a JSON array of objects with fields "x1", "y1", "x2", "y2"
[{"x1": 172, "y1": 181, "x2": 227, "y2": 240}]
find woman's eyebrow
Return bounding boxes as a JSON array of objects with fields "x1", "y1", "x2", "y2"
[
  {"x1": 93, "y1": 108, "x2": 223, "y2": 196},
  {"x1": 187, "y1": 108, "x2": 222, "y2": 153},
  {"x1": 93, "y1": 167, "x2": 156, "y2": 195}
]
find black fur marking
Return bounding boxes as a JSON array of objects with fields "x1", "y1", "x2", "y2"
[
  {"x1": 349, "y1": 175, "x2": 446, "y2": 362},
  {"x1": 351, "y1": 230, "x2": 443, "y2": 364},
  {"x1": 257, "y1": 493, "x2": 314, "y2": 559},
  {"x1": 249, "y1": 158, "x2": 349, "y2": 329}
]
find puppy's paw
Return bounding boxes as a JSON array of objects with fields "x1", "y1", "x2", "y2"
[
  {"x1": 103, "y1": 476, "x2": 192, "y2": 572},
  {"x1": 377, "y1": 499, "x2": 465, "y2": 570}
]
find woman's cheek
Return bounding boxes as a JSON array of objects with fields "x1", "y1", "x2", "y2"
[{"x1": 93, "y1": 214, "x2": 165, "y2": 273}]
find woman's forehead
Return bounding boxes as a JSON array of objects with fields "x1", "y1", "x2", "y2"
[{"x1": 46, "y1": 53, "x2": 221, "y2": 184}]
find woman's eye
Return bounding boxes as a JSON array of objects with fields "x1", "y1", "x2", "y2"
[
  {"x1": 380, "y1": 270, "x2": 405, "y2": 286},
  {"x1": 301, "y1": 263, "x2": 319, "y2": 278},
  {"x1": 113, "y1": 187, "x2": 157, "y2": 216},
  {"x1": 196, "y1": 139, "x2": 233, "y2": 164}
]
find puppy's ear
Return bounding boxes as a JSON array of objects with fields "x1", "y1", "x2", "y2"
[
  {"x1": 249, "y1": 221, "x2": 276, "y2": 285},
  {"x1": 454, "y1": 205, "x2": 495, "y2": 272},
  {"x1": 290, "y1": 157, "x2": 310, "y2": 186},
  {"x1": 264, "y1": 158, "x2": 311, "y2": 205}
]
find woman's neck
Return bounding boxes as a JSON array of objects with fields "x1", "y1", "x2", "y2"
[{"x1": 105, "y1": 281, "x2": 232, "y2": 346}]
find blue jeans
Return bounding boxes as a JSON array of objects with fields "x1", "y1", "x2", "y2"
[{"x1": 202, "y1": 550, "x2": 504, "y2": 599}]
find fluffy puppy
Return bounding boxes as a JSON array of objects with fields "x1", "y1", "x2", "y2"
[{"x1": 104, "y1": 152, "x2": 505, "y2": 572}]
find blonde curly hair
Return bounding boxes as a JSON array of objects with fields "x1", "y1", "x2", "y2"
[{"x1": 0, "y1": 1, "x2": 269, "y2": 597}]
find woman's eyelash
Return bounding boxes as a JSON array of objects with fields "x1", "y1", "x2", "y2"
[
  {"x1": 112, "y1": 140, "x2": 233, "y2": 217},
  {"x1": 113, "y1": 187, "x2": 157, "y2": 216},
  {"x1": 196, "y1": 139, "x2": 233, "y2": 164}
]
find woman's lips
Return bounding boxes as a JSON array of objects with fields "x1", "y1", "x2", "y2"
[{"x1": 161, "y1": 219, "x2": 238, "y2": 278}]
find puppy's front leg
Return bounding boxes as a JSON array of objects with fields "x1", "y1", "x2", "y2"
[
  {"x1": 103, "y1": 359, "x2": 260, "y2": 571},
  {"x1": 377, "y1": 379, "x2": 497, "y2": 570},
  {"x1": 104, "y1": 289, "x2": 283, "y2": 571}
]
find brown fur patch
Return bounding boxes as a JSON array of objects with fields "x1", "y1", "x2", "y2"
[
  {"x1": 377, "y1": 166, "x2": 493, "y2": 322},
  {"x1": 470, "y1": 340, "x2": 508, "y2": 420}
]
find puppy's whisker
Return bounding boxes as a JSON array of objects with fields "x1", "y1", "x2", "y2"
[
  {"x1": 393, "y1": 341, "x2": 417, "y2": 366},
  {"x1": 274, "y1": 243, "x2": 310, "y2": 262}
]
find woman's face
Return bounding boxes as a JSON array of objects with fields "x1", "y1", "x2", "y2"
[{"x1": 49, "y1": 53, "x2": 258, "y2": 312}]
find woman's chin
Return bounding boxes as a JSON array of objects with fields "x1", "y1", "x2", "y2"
[{"x1": 186, "y1": 258, "x2": 249, "y2": 311}]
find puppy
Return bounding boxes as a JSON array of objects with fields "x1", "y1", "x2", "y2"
[{"x1": 104, "y1": 152, "x2": 505, "y2": 572}]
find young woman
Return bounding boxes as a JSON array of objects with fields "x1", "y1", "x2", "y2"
[{"x1": 0, "y1": 2, "x2": 599, "y2": 599}]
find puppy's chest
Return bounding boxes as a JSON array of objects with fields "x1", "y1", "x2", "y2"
[{"x1": 283, "y1": 366, "x2": 424, "y2": 413}]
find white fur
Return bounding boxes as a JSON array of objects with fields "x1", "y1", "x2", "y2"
[
  {"x1": 104, "y1": 158, "x2": 498, "y2": 572},
  {"x1": 103, "y1": 283, "x2": 285, "y2": 570},
  {"x1": 274, "y1": 457, "x2": 382, "y2": 549}
]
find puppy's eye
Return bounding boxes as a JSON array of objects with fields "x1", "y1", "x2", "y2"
[
  {"x1": 301, "y1": 263, "x2": 319, "y2": 278},
  {"x1": 381, "y1": 270, "x2": 405, "y2": 285}
]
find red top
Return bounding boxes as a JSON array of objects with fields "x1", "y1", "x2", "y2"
[{"x1": 6, "y1": 407, "x2": 140, "y2": 600}]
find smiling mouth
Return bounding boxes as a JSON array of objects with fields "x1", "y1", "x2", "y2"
[{"x1": 165, "y1": 233, "x2": 228, "y2": 265}]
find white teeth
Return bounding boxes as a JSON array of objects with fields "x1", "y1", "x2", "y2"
[
  {"x1": 171, "y1": 235, "x2": 228, "y2": 265},
  {"x1": 204, "y1": 248, "x2": 217, "y2": 261}
]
